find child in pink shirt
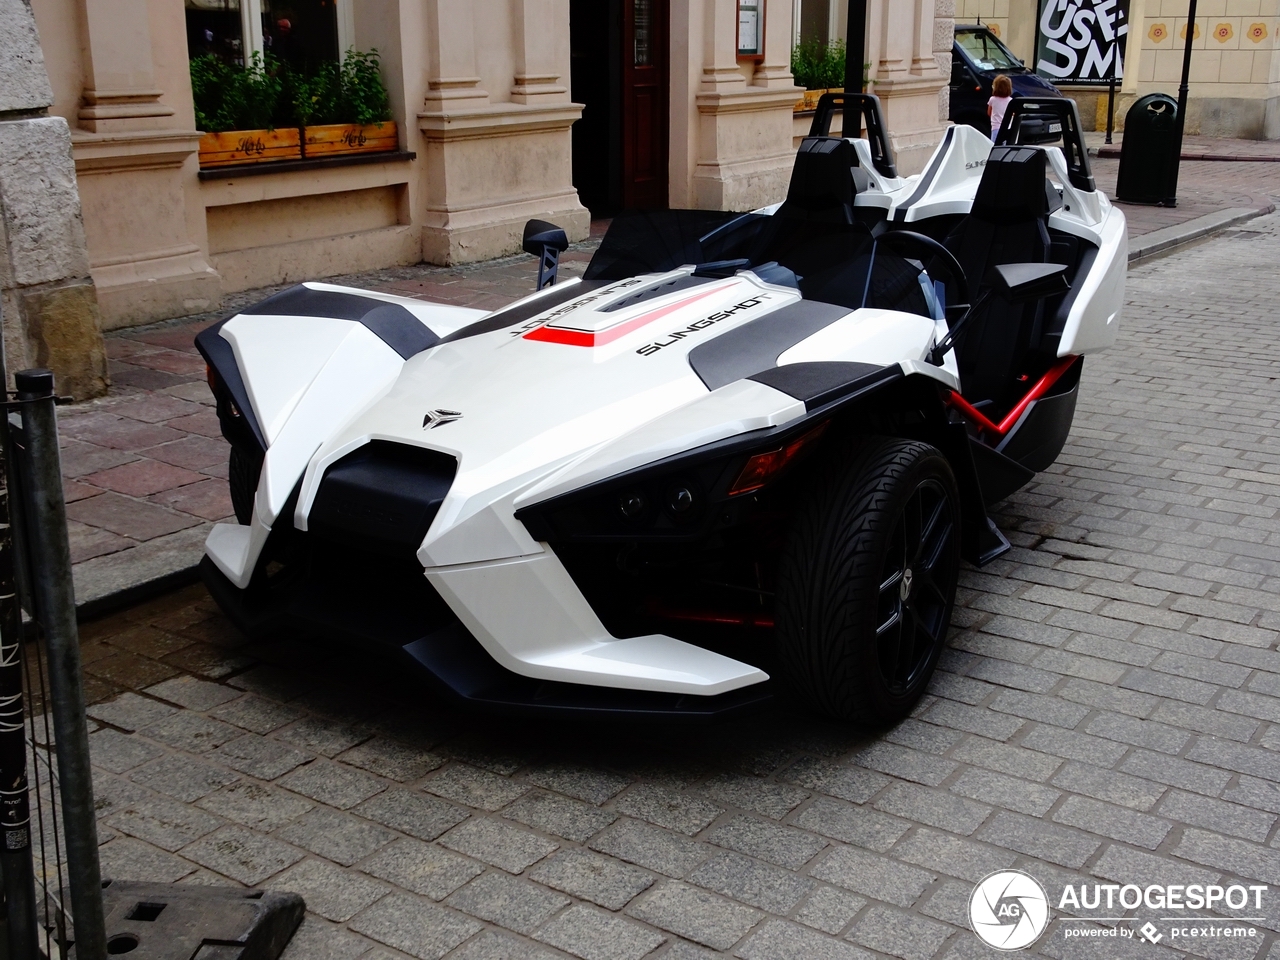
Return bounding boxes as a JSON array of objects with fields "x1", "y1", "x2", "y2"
[{"x1": 988, "y1": 74, "x2": 1013, "y2": 142}]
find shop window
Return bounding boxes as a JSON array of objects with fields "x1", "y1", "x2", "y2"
[
  {"x1": 185, "y1": 0, "x2": 350, "y2": 67},
  {"x1": 185, "y1": 0, "x2": 246, "y2": 64},
  {"x1": 796, "y1": 0, "x2": 831, "y2": 47}
]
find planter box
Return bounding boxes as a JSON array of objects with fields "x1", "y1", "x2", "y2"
[
  {"x1": 198, "y1": 128, "x2": 302, "y2": 167},
  {"x1": 303, "y1": 122, "x2": 398, "y2": 158},
  {"x1": 794, "y1": 87, "x2": 838, "y2": 113}
]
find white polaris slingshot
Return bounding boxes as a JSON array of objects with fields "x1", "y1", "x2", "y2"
[{"x1": 197, "y1": 95, "x2": 1126, "y2": 725}]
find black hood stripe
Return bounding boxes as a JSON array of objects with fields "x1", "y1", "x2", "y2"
[
  {"x1": 687, "y1": 300, "x2": 850, "y2": 391},
  {"x1": 241, "y1": 284, "x2": 439, "y2": 360}
]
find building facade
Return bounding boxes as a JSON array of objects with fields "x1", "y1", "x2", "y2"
[
  {"x1": 23, "y1": 0, "x2": 952, "y2": 331},
  {"x1": 958, "y1": 0, "x2": 1280, "y2": 139}
]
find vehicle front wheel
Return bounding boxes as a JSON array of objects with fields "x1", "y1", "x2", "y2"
[{"x1": 776, "y1": 437, "x2": 961, "y2": 725}]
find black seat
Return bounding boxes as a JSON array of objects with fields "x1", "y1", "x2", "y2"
[
  {"x1": 944, "y1": 145, "x2": 1052, "y2": 405},
  {"x1": 776, "y1": 137, "x2": 860, "y2": 224}
]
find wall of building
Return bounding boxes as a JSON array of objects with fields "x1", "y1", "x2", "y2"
[
  {"x1": 22, "y1": 0, "x2": 952, "y2": 333},
  {"x1": 1125, "y1": 1, "x2": 1280, "y2": 138},
  {"x1": 960, "y1": 0, "x2": 1280, "y2": 138},
  {"x1": 0, "y1": 0, "x2": 108, "y2": 398}
]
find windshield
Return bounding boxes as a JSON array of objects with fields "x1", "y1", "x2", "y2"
[{"x1": 956, "y1": 29, "x2": 1022, "y2": 72}]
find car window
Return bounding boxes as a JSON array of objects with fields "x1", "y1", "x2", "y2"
[{"x1": 955, "y1": 29, "x2": 1020, "y2": 72}]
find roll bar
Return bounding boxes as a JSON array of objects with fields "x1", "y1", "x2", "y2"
[
  {"x1": 809, "y1": 92, "x2": 898, "y2": 180},
  {"x1": 995, "y1": 97, "x2": 1095, "y2": 193}
]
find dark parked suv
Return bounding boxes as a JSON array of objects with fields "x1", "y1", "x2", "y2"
[{"x1": 949, "y1": 25, "x2": 1063, "y2": 136}]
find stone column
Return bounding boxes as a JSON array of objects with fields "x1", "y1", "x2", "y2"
[
  {"x1": 701, "y1": 0, "x2": 748, "y2": 94},
  {"x1": 865, "y1": 0, "x2": 950, "y2": 175},
  {"x1": 55, "y1": 0, "x2": 220, "y2": 329},
  {"x1": 76, "y1": 0, "x2": 174, "y2": 132},
  {"x1": 422, "y1": 0, "x2": 491, "y2": 110},
  {"x1": 691, "y1": 0, "x2": 803, "y2": 210},
  {"x1": 510, "y1": 0, "x2": 569, "y2": 104},
  {"x1": 754, "y1": 0, "x2": 799, "y2": 87},
  {"x1": 417, "y1": 0, "x2": 586, "y2": 264},
  {"x1": 0, "y1": 0, "x2": 108, "y2": 398}
]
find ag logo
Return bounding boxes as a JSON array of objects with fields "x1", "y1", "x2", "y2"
[{"x1": 969, "y1": 870, "x2": 1050, "y2": 950}]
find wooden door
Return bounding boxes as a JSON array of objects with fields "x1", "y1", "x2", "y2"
[{"x1": 621, "y1": 0, "x2": 669, "y2": 210}]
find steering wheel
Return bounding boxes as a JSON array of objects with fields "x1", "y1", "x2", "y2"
[{"x1": 872, "y1": 229, "x2": 970, "y2": 308}]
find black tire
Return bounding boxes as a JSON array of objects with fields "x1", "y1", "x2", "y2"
[
  {"x1": 228, "y1": 443, "x2": 263, "y2": 525},
  {"x1": 776, "y1": 436, "x2": 961, "y2": 725}
]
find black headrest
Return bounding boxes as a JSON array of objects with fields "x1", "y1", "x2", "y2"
[
  {"x1": 971, "y1": 145, "x2": 1049, "y2": 225},
  {"x1": 784, "y1": 137, "x2": 858, "y2": 213}
]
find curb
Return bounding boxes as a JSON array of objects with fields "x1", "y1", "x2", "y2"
[
  {"x1": 1126, "y1": 204, "x2": 1275, "y2": 264},
  {"x1": 73, "y1": 524, "x2": 212, "y2": 622},
  {"x1": 1093, "y1": 146, "x2": 1280, "y2": 163},
  {"x1": 76, "y1": 564, "x2": 202, "y2": 622}
]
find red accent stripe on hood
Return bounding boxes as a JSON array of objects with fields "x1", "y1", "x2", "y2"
[{"x1": 523, "y1": 282, "x2": 732, "y2": 347}]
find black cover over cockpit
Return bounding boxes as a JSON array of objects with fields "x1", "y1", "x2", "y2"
[{"x1": 583, "y1": 212, "x2": 933, "y2": 320}]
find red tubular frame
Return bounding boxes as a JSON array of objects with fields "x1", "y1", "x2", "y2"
[{"x1": 945, "y1": 355, "x2": 1079, "y2": 438}]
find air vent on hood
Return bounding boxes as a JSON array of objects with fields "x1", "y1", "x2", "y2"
[
  {"x1": 599, "y1": 275, "x2": 716, "y2": 312},
  {"x1": 308, "y1": 442, "x2": 458, "y2": 558}
]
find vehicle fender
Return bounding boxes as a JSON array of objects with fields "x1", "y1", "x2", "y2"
[
  {"x1": 816, "y1": 371, "x2": 1004, "y2": 566},
  {"x1": 1057, "y1": 206, "x2": 1126, "y2": 356},
  {"x1": 201, "y1": 317, "x2": 410, "y2": 585},
  {"x1": 516, "y1": 378, "x2": 809, "y2": 507},
  {"x1": 254, "y1": 325, "x2": 404, "y2": 526}
]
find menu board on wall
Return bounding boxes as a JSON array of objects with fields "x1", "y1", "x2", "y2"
[
  {"x1": 1036, "y1": 0, "x2": 1130, "y2": 83},
  {"x1": 738, "y1": 1, "x2": 762, "y2": 57}
]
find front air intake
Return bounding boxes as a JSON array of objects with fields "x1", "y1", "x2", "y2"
[{"x1": 308, "y1": 441, "x2": 457, "y2": 558}]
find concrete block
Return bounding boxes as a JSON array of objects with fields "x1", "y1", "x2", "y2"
[
  {"x1": 528, "y1": 848, "x2": 655, "y2": 910},
  {"x1": 0, "y1": 117, "x2": 91, "y2": 284},
  {"x1": 0, "y1": 0, "x2": 54, "y2": 112},
  {"x1": 18, "y1": 280, "x2": 109, "y2": 398}
]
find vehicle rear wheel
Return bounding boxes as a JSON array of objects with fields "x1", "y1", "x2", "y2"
[{"x1": 776, "y1": 437, "x2": 961, "y2": 725}]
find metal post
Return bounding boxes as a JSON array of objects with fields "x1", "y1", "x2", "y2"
[
  {"x1": 1165, "y1": 0, "x2": 1197, "y2": 206},
  {"x1": 844, "y1": 0, "x2": 867, "y2": 93},
  {"x1": 1105, "y1": 76, "x2": 1116, "y2": 145},
  {"x1": 14, "y1": 370, "x2": 104, "y2": 960},
  {"x1": 0, "y1": 314, "x2": 39, "y2": 960}
]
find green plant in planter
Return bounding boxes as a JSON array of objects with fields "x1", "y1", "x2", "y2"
[
  {"x1": 336, "y1": 49, "x2": 392, "y2": 126},
  {"x1": 191, "y1": 52, "x2": 284, "y2": 132},
  {"x1": 790, "y1": 39, "x2": 847, "y2": 90},
  {"x1": 285, "y1": 60, "x2": 340, "y2": 127},
  {"x1": 191, "y1": 48, "x2": 391, "y2": 132}
]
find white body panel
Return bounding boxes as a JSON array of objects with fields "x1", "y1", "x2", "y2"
[
  {"x1": 427, "y1": 553, "x2": 767, "y2": 694},
  {"x1": 891, "y1": 125, "x2": 993, "y2": 223},
  {"x1": 202, "y1": 130, "x2": 1128, "y2": 695},
  {"x1": 777, "y1": 308, "x2": 936, "y2": 368},
  {"x1": 1057, "y1": 204, "x2": 1127, "y2": 356}
]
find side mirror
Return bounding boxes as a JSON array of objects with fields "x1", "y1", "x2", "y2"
[
  {"x1": 523, "y1": 219, "x2": 569, "y2": 290},
  {"x1": 988, "y1": 262, "x2": 1069, "y2": 303}
]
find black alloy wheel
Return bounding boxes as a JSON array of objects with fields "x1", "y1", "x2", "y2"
[
  {"x1": 776, "y1": 436, "x2": 961, "y2": 725},
  {"x1": 875, "y1": 477, "x2": 955, "y2": 695}
]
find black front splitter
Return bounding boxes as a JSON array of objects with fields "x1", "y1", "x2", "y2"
[{"x1": 200, "y1": 557, "x2": 775, "y2": 722}]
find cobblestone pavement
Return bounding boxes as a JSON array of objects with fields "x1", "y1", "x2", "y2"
[
  {"x1": 51, "y1": 210, "x2": 1280, "y2": 959},
  {"x1": 60, "y1": 155, "x2": 1280, "y2": 609},
  {"x1": 1094, "y1": 132, "x2": 1280, "y2": 162}
]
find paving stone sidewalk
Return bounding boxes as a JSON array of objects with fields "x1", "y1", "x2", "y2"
[
  {"x1": 61, "y1": 153, "x2": 1280, "y2": 612},
  {"x1": 42, "y1": 207, "x2": 1280, "y2": 959}
]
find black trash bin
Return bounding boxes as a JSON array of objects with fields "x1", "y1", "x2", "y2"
[{"x1": 1116, "y1": 93, "x2": 1179, "y2": 203}]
